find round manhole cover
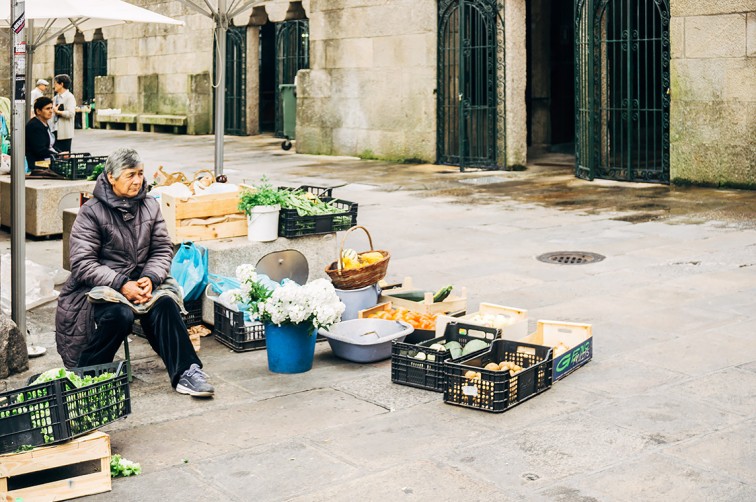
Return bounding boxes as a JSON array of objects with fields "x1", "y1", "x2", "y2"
[{"x1": 536, "y1": 251, "x2": 605, "y2": 265}]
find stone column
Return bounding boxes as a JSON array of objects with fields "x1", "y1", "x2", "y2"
[{"x1": 73, "y1": 30, "x2": 85, "y2": 106}]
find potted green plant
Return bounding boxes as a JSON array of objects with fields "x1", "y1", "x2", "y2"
[{"x1": 238, "y1": 176, "x2": 283, "y2": 242}]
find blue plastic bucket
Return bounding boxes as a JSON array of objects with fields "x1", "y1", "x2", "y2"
[
  {"x1": 335, "y1": 283, "x2": 381, "y2": 321},
  {"x1": 265, "y1": 322, "x2": 318, "y2": 373}
]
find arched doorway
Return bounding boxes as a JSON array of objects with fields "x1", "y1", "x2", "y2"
[
  {"x1": 437, "y1": 0, "x2": 502, "y2": 170},
  {"x1": 575, "y1": 0, "x2": 670, "y2": 183}
]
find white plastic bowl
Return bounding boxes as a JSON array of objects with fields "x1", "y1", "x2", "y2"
[{"x1": 319, "y1": 319, "x2": 414, "y2": 363}]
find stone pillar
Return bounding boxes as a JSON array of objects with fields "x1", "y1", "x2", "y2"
[
  {"x1": 138, "y1": 74, "x2": 159, "y2": 114},
  {"x1": 669, "y1": 4, "x2": 755, "y2": 186},
  {"x1": 505, "y1": 0, "x2": 528, "y2": 168},
  {"x1": 0, "y1": 314, "x2": 29, "y2": 379},
  {"x1": 73, "y1": 30, "x2": 86, "y2": 106},
  {"x1": 94, "y1": 75, "x2": 115, "y2": 128},
  {"x1": 187, "y1": 72, "x2": 212, "y2": 135}
]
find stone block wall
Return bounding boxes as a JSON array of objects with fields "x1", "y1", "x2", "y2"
[
  {"x1": 296, "y1": 0, "x2": 438, "y2": 162},
  {"x1": 669, "y1": 2, "x2": 755, "y2": 186}
]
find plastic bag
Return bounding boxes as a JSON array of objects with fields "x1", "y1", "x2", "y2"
[
  {"x1": 170, "y1": 242, "x2": 208, "y2": 301},
  {"x1": 207, "y1": 273, "x2": 241, "y2": 295},
  {"x1": 0, "y1": 253, "x2": 61, "y2": 314}
]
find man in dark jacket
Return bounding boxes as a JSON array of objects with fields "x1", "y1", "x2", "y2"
[
  {"x1": 25, "y1": 97, "x2": 59, "y2": 167},
  {"x1": 55, "y1": 147, "x2": 214, "y2": 397}
]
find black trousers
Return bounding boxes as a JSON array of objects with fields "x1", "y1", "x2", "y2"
[
  {"x1": 53, "y1": 132, "x2": 71, "y2": 154},
  {"x1": 77, "y1": 297, "x2": 202, "y2": 387}
]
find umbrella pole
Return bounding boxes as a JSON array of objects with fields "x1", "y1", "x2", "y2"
[
  {"x1": 213, "y1": 0, "x2": 227, "y2": 177},
  {"x1": 10, "y1": 1, "x2": 28, "y2": 350}
]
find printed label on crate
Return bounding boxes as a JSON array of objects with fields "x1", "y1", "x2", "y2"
[
  {"x1": 554, "y1": 339, "x2": 592, "y2": 379},
  {"x1": 462, "y1": 385, "x2": 478, "y2": 397}
]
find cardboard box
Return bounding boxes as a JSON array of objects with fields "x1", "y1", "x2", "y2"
[
  {"x1": 160, "y1": 189, "x2": 246, "y2": 243},
  {"x1": 519, "y1": 320, "x2": 593, "y2": 381},
  {"x1": 435, "y1": 303, "x2": 528, "y2": 339}
]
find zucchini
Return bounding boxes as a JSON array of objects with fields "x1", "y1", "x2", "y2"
[
  {"x1": 388, "y1": 290, "x2": 431, "y2": 302},
  {"x1": 433, "y1": 285, "x2": 453, "y2": 303}
]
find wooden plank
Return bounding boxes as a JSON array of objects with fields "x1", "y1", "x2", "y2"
[
  {"x1": 162, "y1": 191, "x2": 241, "y2": 220},
  {"x1": 6, "y1": 470, "x2": 111, "y2": 501},
  {"x1": 173, "y1": 219, "x2": 248, "y2": 243}
]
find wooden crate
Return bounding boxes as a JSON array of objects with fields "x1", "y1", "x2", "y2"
[
  {"x1": 161, "y1": 189, "x2": 247, "y2": 244},
  {"x1": 435, "y1": 303, "x2": 528, "y2": 338},
  {"x1": 0, "y1": 431, "x2": 111, "y2": 501},
  {"x1": 378, "y1": 277, "x2": 467, "y2": 315}
]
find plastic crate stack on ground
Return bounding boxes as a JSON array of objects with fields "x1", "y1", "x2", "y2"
[
  {"x1": 0, "y1": 361, "x2": 131, "y2": 453},
  {"x1": 50, "y1": 153, "x2": 108, "y2": 180}
]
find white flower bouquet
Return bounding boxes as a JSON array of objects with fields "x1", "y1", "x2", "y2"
[{"x1": 258, "y1": 278, "x2": 345, "y2": 331}]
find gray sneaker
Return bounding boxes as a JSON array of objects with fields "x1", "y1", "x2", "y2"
[{"x1": 176, "y1": 364, "x2": 215, "y2": 397}]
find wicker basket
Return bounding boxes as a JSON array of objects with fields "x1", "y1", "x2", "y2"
[{"x1": 325, "y1": 226, "x2": 390, "y2": 290}]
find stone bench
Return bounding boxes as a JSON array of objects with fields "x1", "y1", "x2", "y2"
[
  {"x1": 0, "y1": 177, "x2": 95, "y2": 237},
  {"x1": 95, "y1": 112, "x2": 138, "y2": 131},
  {"x1": 138, "y1": 114, "x2": 188, "y2": 134},
  {"x1": 62, "y1": 208, "x2": 337, "y2": 326}
]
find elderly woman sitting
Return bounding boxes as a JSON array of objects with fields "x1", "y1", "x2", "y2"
[{"x1": 55, "y1": 147, "x2": 214, "y2": 397}]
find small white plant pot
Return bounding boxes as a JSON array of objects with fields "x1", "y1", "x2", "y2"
[{"x1": 247, "y1": 204, "x2": 280, "y2": 242}]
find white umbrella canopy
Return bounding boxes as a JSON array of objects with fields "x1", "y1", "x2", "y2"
[{"x1": 0, "y1": 0, "x2": 183, "y2": 30}]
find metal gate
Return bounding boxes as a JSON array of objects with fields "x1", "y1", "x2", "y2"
[
  {"x1": 437, "y1": 0, "x2": 502, "y2": 170},
  {"x1": 575, "y1": 0, "x2": 670, "y2": 183},
  {"x1": 274, "y1": 20, "x2": 309, "y2": 138},
  {"x1": 225, "y1": 26, "x2": 247, "y2": 135},
  {"x1": 83, "y1": 40, "x2": 107, "y2": 103},
  {"x1": 54, "y1": 43, "x2": 74, "y2": 88}
]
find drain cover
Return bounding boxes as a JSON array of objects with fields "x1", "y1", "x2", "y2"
[{"x1": 537, "y1": 251, "x2": 605, "y2": 265}]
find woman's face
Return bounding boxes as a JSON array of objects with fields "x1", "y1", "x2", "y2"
[
  {"x1": 108, "y1": 166, "x2": 144, "y2": 198},
  {"x1": 54, "y1": 81, "x2": 64, "y2": 94},
  {"x1": 35, "y1": 103, "x2": 54, "y2": 123}
]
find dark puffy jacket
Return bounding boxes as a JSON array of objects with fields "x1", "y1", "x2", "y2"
[{"x1": 55, "y1": 174, "x2": 173, "y2": 367}]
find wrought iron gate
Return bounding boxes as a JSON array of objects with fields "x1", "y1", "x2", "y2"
[
  {"x1": 275, "y1": 20, "x2": 309, "y2": 138},
  {"x1": 575, "y1": 0, "x2": 670, "y2": 183},
  {"x1": 54, "y1": 43, "x2": 74, "y2": 88},
  {"x1": 225, "y1": 26, "x2": 247, "y2": 135},
  {"x1": 83, "y1": 40, "x2": 107, "y2": 103},
  {"x1": 437, "y1": 0, "x2": 502, "y2": 170}
]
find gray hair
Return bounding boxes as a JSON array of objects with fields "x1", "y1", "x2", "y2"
[{"x1": 105, "y1": 148, "x2": 142, "y2": 180}]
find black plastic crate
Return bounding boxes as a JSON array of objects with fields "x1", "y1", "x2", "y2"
[
  {"x1": 213, "y1": 302, "x2": 266, "y2": 352},
  {"x1": 391, "y1": 322, "x2": 500, "y2": 392},
  {"x1": 50, "y1": 153, "x2": 108, "y2": 180},
  {"x1": 0, "y1": 361, "x2": 130, "y2": 454},
  {"x1": 0, "y1": 380, "x2": 65, "y2": 454},
  {"x1": 61, "y1": 361, "x2": 131, "y2": 437},
  {"x1": 444, "y1": 339, "x2": 553, "y2": 413},
  {"x1": 279, "y1": 185, "x2": 334, "y2": 198},
  {"x1": 133, "y1": 299, "x2": 203, "y2": 338},
  {"x1": 279, "y1": 197, "x2": 358, "y2": 238}
]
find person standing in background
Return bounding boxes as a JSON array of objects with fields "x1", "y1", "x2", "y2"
[
  {"x1": 29, "y1": 79, "x2": 49, "y2": 116},
  {"x1": 52, "y1": 74, "x2": 76, "y2": 153}
]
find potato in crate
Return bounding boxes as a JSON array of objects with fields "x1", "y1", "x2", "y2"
[
  {"x1": 391, "y1": 322, "x2": 499, "y2": 392},
  {"x1": 444, "y1": 339, "x2": 552, "y2": 413}
]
